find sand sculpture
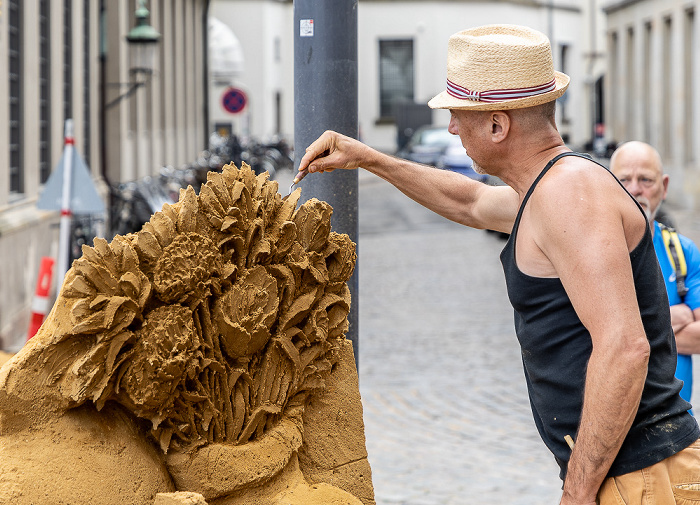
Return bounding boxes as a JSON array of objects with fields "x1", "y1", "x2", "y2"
[{"x1": 0, "y1": 164, "x2": 374, "y2": 505}]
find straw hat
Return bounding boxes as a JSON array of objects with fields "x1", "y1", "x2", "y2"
[{"x1": 428, "y1": 24, "x2": 569, "y2": 111}]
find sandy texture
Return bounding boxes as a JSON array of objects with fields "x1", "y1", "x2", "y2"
[
  {"x1": 0, "y1": 164, "x2": 374, "y2": 505},
  {"x1": 155, "y1": 492, "x2": 208, "y2": 505}
]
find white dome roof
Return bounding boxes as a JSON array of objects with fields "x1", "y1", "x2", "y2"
[{"x1": 209, "y1": 17, "x2": 244, "y2": 79}]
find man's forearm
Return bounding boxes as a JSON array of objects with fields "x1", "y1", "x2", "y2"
[
  {"x1": 561, "y1": 344, "x2": 648, "y2": 504},
  {"x1": 675, "y1": 320, "x2": 700, "y2": 354}
]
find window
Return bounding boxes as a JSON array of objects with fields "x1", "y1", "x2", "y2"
[
  {"x1": 378, "y1": 39, "x2": 414, "y2": 119},
  {"x1": 40, "y1": 0, "x2": 52, "y2": 183},
  {"x1": 9, "y1": 0, "x2": 23, "y2": 194}
]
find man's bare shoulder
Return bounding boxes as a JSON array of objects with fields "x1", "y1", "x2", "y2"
[{"x1": 530, "y1": 155, "x2": 623, "y2": 206}]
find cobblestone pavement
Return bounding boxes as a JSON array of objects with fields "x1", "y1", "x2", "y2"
[{"x1": 353, "y1": 172, "x2": 562, "y2": 505}]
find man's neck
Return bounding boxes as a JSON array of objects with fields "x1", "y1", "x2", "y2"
[{"x1": 498, "y1": 143, "x2": 571, "y2": 197}]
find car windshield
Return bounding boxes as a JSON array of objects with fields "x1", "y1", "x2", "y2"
[
  {"x1": 417, "y1": 128, "x2": 453, "y2": 147},
  {"x1": 448, "y1": 135, "x2": 463, "y2": 147}
]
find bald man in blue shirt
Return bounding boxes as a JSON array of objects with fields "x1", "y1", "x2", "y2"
[{"x1": 611, "y1": 140, "x2": 700, "y2": 406}]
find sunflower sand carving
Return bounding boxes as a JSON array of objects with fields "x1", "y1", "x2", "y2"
[{"x1": 0, "y1": 163, "x2": 374, "y2": 505}]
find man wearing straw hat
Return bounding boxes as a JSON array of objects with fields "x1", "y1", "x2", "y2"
[{"x1": 296, "y1": 24, "x2": 700, "y2": 505}]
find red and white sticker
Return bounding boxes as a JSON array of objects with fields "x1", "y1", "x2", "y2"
[{"x1": 300, "y1": 19, "x2": 314, "y2": 37}]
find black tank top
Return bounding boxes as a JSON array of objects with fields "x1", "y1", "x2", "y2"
[{"x1": 499, "y1": 152, "x2": 699, "y2": 480}]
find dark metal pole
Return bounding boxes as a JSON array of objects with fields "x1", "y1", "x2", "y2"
[{"x1": 294, "y1": 0, "x2": 359, "y2": 364}]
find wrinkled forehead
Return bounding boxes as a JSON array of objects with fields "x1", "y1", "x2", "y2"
[{"x1": 612, "y1": 155, "x2": 662, "y2": 179}]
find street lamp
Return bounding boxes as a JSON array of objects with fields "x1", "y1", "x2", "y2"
[
  {"x1": 126, "y1": 0, "x2": 161, "y2": 77},
  {"x1": 106, "y1": 0, "x2": 160, "y2": 108}
]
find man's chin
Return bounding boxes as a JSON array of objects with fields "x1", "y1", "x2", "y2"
[{"x1": 473, "y1": 162, "x2": 486, "y2": 175}]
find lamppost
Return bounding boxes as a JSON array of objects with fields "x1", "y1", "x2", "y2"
[
  {"x1": 99, "y1": 0, "x2": 161, "y2": 236},
  {"x1": 105, "y1": 0, "x2": 161, "y2": 109}
]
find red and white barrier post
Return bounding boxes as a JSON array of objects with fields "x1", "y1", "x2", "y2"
[
  {"x1": 56, "y1": 119, "x2": 74, "y2": 288},
  {"x1": 27, "y1": 256, "x2": 55, "y2": 340}
]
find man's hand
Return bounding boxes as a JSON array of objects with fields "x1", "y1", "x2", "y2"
[{"x1": 295, "y1": 131, "x2": 374, "y2": 183}]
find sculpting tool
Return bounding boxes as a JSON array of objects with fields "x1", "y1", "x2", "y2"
[
  {"x1": 288, "y1": 168, "x2": 309, "y2": 196},
  {"x1": 286, "y1": 149, "x2": 330, "y2": 196}
]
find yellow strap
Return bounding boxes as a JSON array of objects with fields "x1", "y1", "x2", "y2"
[{"x1": 661, "y1": 227, "x2": 687, "y2": 276}]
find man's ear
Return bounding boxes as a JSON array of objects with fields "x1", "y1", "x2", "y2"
[{"x1": 490, "y1": 111, "x2": 510, "y2": 143}]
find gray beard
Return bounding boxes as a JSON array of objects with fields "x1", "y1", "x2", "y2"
[
  {"x1": 636, "y1": 196, "x2": 658, "y2": 222},
  {"x1": 472, "y1": 160, "x2": 486, "y2": 175}
]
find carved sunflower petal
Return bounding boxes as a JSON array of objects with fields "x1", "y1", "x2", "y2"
[
  {"x1": 74, "y1": 261, "x2": 119, "y2": 294},
  {"x1": 237, "y1": 162, "x2": 257, "y2": 191},
  {"x1": 237, "y1": 403, "x2": 281, "y2": 443},
  {"x1": 119, "y1": 271, "x2": 144, "y2": 302},
  {"x1": 70, "y1": 311, "x2": 111, "y2": 334},
  {"x1": 149, "y1": 211, "x2": 177, "y2": 248},
  {"x1": 161, "y1": 202, "x2": 180, "y2": 224},
  {"x1": 92, "y1": 235, "x2": 111, "y2": 256},
  {"x1": 112, "y1": 235, "x2": 140, "y2": 274},
  {"x1": 221, "y1": 213, "x2": 240, "y2": 232},
  {"x1": 199, "y1": 181, "x2": 227, "y2": 218},
  {"x1": 71, "y1": 298, "x2": 93, "y2": 320},
  {"x1": 89, "y1": 294, "x2": 111, "y2": 310},
  {"x1": 292, "y1": 198, "x2": 333, "y2": 252},
  {"x1": 204, "y1": 172, "x2": 232, "y2": 209},
  {"x1": 278, "y1": 287, "x2": 320, "y2": 331},
  {"x1": 177, "y1": 186, "x2": 198, "y2": 233},
  {"x1": 100, "y1": 296, "x2": 138, "y2": 330},
  {"x1": 64, "y1": 274, "x2": 97, "y2": 299},
  {"x1": 134, "y1": 230, "x2": 163, "y2": 272},
  {"x1": 136, "y1": 271, "x2": 152, "y2": 308},
  {"x1": 105, "y1": 330, "x2": 136, "y2": 374},
  {"x1": 269, "y1": 191, "x2": 300, "y2": 233},
  {"x1": 274, "y1": 336, "x2": 301, "y2": 371},
  {"x1": 79, "y1": 238, "x2": 107, "y2": 268}
]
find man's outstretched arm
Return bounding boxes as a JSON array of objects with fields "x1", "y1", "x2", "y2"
[{"x1": 298, "y1": 130, "x2": 519, "y2": 233}]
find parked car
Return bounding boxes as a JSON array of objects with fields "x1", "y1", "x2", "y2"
[
  {"x1": 396, "y1": 126, "x2": 454, "y2": 166},
  {"x1": 397, "y1": 126, "x2": 487, "y2": 181},
  {"x1": 436, "y1": 135, "x2": 487, "y2": 182}
]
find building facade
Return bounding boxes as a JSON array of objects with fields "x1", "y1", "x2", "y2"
[
  {"x1": 211, "y1": 0, "x2": 600, "y2": 153},
  {"x1": 0, "y1": 0, "x2": 210, "y2": 352},
  {"x1": 604, "y1": 0, "x2": 700, "y2": 207}
]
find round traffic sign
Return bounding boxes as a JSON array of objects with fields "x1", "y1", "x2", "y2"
[{"x1": 222, "y1": 87, "x2": 247, "y2": 114}]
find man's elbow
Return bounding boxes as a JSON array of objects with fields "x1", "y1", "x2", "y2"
[
  {"x1": 605, "y1": 331, "x2": 650, "y2": 366},
  {"x1": 626, "y1": 336, "x2": 651, "y2": 368}
]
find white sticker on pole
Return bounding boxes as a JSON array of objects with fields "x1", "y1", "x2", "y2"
[{"x1": 300, "y1": 19, "x2": 314, "y2": 37}]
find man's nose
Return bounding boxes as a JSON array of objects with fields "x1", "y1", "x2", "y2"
[
  {"x1": 448, "y1": 117, "x2": 458, "y2": 135},
  {"x1": 626, "y1": 180, "x2": 642, "y2": 196}
]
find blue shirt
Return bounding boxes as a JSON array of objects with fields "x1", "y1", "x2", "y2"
[{"x1": 653, "y1": 220, "x2": 700, "y2": 403}]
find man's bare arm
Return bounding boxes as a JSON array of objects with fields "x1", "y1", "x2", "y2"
[
  {"x1": 530, "y1": 166, "x2": 650, "y2": 505},
  {"x1": 298, "y1": 130, "x2": 519, "y2": 233},
  {"x1": 673, "y1": 306, "x2": 700, "y2": 355}
]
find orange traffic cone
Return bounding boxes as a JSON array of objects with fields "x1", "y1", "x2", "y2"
[{"x1": 27, "y1": 257, "x2": 55, "y2": 340}]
